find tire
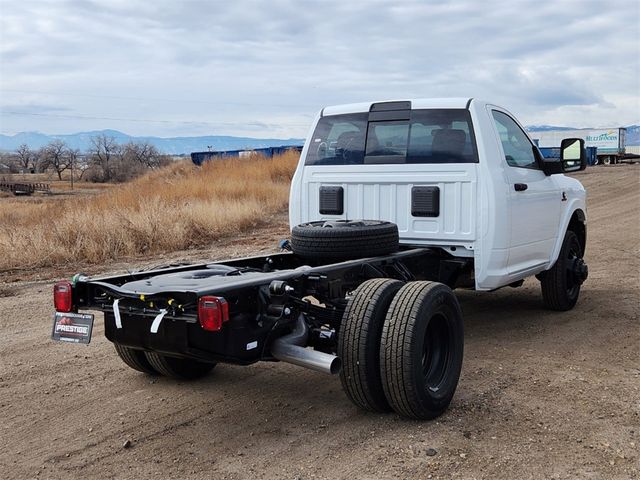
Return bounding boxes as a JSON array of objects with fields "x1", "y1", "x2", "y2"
[
  {"x1": 540, "y1": 230, "x2": 587, "y2": 311},
  {"x1": 291, "y1": 220, "x2": 399, "y2": 260},
  {"x1": 114, "y1": 344, "x2": 159, "y2": 375},
  {"x1": 144, "y1": 352, "x2": 216, "y2": 380},
  {"x1": 380, "y1": 282, "x2": 464, "y2": 420},
  {"x1": 339, "y1": 278, "x2": 404, "y2": 412}
]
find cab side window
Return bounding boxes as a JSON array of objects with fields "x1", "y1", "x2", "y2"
[{"x1": 491, "y1": 110, "x2": 538, "y2": 169}]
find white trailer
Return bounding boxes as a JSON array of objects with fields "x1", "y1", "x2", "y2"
[{"x1": 532, "y1": 128, "x2": 626, "y2": 164}]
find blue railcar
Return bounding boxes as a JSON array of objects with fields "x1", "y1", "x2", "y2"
[{"x1": 191, "y1": 145, "x2": 303, "y2": 166}]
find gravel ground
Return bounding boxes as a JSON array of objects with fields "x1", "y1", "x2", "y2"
[{"x1": 0, "y1": 165, "x2": 638, "y2": 479}]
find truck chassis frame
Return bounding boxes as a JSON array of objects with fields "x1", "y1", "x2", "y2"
[{"x1": 72, "y1": 247, "x2": 471, "y2": 367}]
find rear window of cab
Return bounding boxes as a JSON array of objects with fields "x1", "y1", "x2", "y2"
[{"x1": 305, "y1": 109, "x2": 478, "y2": 165}]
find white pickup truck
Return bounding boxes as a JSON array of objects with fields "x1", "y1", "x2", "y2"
[
  {"x1": 52, "y1": 98, "x2": 588, "y2": 420},
  {"x1": 290, "y1": 98, "x2": 588, "y2": 295}
]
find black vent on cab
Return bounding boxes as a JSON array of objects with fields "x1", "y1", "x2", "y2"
[
  {"x1": 319, "y1": 186, "x2": 344, "y2": 215},
  {"x1": 369, "y1": 101, "x2": 411, "y2": 112},
  {"x1": 411, "y1": 186, "x2": 440, "y2": 217},
  {"x1": 368, "y1": 101, "x2": 411, "y2": 122}
]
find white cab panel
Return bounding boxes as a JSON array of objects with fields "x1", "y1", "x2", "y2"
[{"x1": 297, "y1": 163, "x2": 477, "y2": 247}]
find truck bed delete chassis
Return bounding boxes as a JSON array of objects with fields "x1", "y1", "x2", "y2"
[{"x1": 72, "y1": 248, "x2": 471, "y2": 367}]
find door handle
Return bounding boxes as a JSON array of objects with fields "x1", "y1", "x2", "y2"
[{"x1": 514, "y1": 183, "x2": 528, "y2": 192}]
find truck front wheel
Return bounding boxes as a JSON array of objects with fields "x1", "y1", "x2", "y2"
[
  {"x1": 540, "y1": 230, "x2": 587, "y2": 311},
  {"x1": 144, "y1": 352, "x2": 216, "y2": 380},
  {"x1": 380, "y1": 282, "x2": 464, "y2": 420},
  {"x1": 339, "y1": 278, "x2": 404, "y2": 412}
]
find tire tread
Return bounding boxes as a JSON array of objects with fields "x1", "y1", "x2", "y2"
[
  {"x1": 144, "y1": 352, "x2": 216, "y2": 380},
  {"x1": 114, "y1": 344, "x2": 158, "y2": 375},
  {"x1": 291, "y1": 221, "x2": 399, "y2": 260},
  {"x1": 380, "y1": 282, "x2": 463, "y2": 420},
  {"x1": 541, "y1": 230, "x2": 581, "y2": 311},
  {"x1": 339, "y1": 278, "x2": 403, "y2": 412}
]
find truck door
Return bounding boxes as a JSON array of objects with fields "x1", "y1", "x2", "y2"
[{"x1": 490, "y1": 109, "x2": 562, "y2": 276}]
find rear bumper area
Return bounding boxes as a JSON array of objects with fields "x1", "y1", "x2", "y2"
[{"x1": 103, "y1": 313, "x2": 267, "y2": 365}]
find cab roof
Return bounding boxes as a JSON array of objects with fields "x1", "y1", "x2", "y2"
[{"x1": 322, "y1": 98, "x2": 474, "y2": 116}]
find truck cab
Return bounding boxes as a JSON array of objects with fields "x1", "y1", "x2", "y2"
[{"x1": 289, "y1": 98, "x2": 587, "y2": 291}]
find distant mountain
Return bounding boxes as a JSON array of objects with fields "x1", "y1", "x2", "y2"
[
  {"x1": 2, "y1": 123, "x2": 638, "y2": 153},
  {"x1": 0, "y1": 130, "x2": 305, "y2": 155},
  {"x1": 526, "y1": 125, "x2": 576, "y2": 132}
]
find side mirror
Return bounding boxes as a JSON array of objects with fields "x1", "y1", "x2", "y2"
[
  {"x1": 541, "y1": 157, "x2": 564, "y2": 176},
  {"x1": 560, "y1": 138, "x2": 587, "y2": 172},
  {"x1": 537, "y1": 147, "x2": 563, "y2": 176}
]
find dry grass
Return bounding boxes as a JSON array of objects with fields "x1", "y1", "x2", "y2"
[{"x1": 0, "y1": 151, "x2": 299, "y2": 270}]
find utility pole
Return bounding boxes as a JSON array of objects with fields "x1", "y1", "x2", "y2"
[{"x1": 70, "y1": 154, "x2": 74, "y2": 190}]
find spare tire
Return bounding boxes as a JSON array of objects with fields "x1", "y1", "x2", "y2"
[{"x1": 291, "y1": 220, "x2": 399, "y2": 260}]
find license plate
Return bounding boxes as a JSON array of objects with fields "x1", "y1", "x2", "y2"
[{"x1": 51, "y1": 312, "x2": 94, "y2": 344}]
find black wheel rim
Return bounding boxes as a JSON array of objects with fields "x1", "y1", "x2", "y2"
[{"x1": 421, "y1": 313, "x2": 451, "y2": 393}]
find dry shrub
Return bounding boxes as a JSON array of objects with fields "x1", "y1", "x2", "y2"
[{"x1": 0, "y1": 151, "x2": 299, "y2": 270}]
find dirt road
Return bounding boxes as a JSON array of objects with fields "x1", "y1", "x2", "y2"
[{"x1": 1, "y1": 166, "x2": 638, "y2": 479}]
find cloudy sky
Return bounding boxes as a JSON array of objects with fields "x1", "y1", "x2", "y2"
[{"x1": 0, "y1": 0, "x2": 638, "y2": 138}]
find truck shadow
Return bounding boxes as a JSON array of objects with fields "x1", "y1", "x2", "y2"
[
  {"x1": 453, "y1": 283, "x2": 598, "y2": 338},
  {"x1": 142, "y1": 281, "x2": 622, "y2": 425}
]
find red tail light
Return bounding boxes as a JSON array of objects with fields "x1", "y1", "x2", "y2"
[
  {"x1": 54, "y1": 281, "x2": 73, "y2": 312},
  {"x1": 198, "y1": 296, "x2": 229, "y2": 332}
]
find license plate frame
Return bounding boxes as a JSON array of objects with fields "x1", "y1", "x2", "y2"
[{"x1": 51, "y1": 312, "x2": 95, "y2": 344}]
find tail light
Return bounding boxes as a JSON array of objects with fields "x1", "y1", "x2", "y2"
[
  {"x1": 198, "y1": 296, "x2": 229, "y2": 332},
  {"x1": 54, "y1": 281, "x2": 73, "y2": 312}
]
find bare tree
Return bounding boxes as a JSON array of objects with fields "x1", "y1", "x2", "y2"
[
  {"x1": 15, "y1": 144, "x2": 35, "y2": 172},
  {"x1": 90, "y1": 134, "x2": 121, "y2": 182},
  {"x1": 122, "y1": 141, "x2": 157, "y2": 168},
  {"x1": 76, "y1": 166, "x2": 91, "y2": 180},
  {"x1": 39, "y1": 140, "x2": 71, "y2": 180},
  {"x1": 0, "y1": 152, "x2": 19, "y2": 173}
]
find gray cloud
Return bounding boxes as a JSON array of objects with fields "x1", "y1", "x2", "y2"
[
  {"x1": 0, "y1": 0, "x2": 638, "y2": 137},
  {"x1": 1, "y1": 103, "x2": 71, "y2": 114}
]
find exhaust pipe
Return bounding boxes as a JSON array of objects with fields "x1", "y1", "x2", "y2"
[{"x1": 270, "y1": 316, "x2": 341, "y2": 375}]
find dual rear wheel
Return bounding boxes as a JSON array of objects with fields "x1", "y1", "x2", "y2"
[
  {"x1": 339, "y1": 279, "x2": 464, "y2": 420},
  {"x1": 113, "y1": 343, "x2": 216, "y2": 380}
]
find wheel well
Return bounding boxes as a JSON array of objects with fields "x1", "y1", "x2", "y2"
[{"x1": 568, "y1": 209, "x2": 586, "y2": 254}]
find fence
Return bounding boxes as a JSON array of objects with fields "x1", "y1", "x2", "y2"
[{"x1": 0, "y1": 182, "x2": 51, "y2": 196}]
